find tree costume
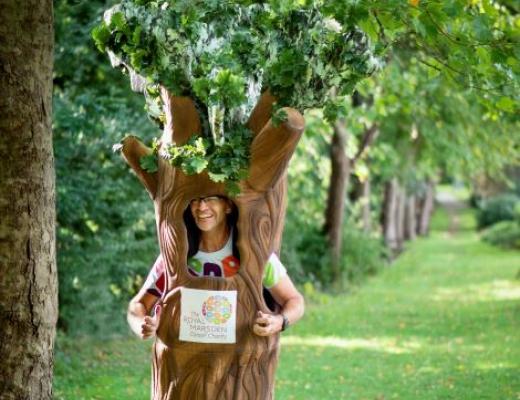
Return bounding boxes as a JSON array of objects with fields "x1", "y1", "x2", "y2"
[
  {"x1": 94, "y1": 2, "x2": 376, "y2": 398},
  {"x1": 121, "y1": 93, "x2": 302, "y2": 399}
]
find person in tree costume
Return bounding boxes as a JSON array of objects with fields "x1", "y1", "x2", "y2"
[
  {"x1": 119, "y1": 93, "x2": 304, "y2": 399},
  {"x1": 128, "y1": 194, "x2": 304, "y2": 340},
  {"x1": 93, "y1": 1, "x2": 377, "y2": 398}
]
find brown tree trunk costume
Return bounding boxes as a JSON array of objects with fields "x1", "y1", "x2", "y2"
[{"x1": 122, "y1": 89, "x2": 304, "y2": 399}]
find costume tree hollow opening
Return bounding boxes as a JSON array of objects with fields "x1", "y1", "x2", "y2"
[{"x1": 93, "y1": 1, "x2": 378, "y2": 398}]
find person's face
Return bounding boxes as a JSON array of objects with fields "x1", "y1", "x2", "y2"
[{"x1": 189, "y1": 196, "x2": 232, "y2": 233}]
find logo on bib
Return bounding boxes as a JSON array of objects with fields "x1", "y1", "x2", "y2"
[{"x1": 202, "y1": 295, "x2": 232, "y2": 325}]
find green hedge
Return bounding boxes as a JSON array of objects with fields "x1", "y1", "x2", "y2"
[
  {"x1": 476, "y1": 193, "x2": 519, "y2": 229},
  {"x1": 482, "y1": 221, "x2": 520, "y2": 250}
]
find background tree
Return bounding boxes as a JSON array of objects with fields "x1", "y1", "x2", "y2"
[
  {"x1": 323, "y1": 92, "x2": 379, "y2": 285},
  {"x1": 0, "y1": 1, "x2": 57, "y2": 398},
  {"x1": 319, "y1": 0, "x2": 519, "y2": 270}
]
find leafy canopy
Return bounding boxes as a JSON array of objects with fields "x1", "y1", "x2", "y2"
[{"x1": 92, "y1": 0, "x2": 380, "y2": 191}]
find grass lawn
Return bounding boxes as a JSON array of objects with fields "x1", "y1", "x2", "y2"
[{"x1": 53, "y1": 208, "x2": 520, "y2": 399}]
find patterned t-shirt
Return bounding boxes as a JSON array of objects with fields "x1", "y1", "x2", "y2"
[{"x1": 143, "y1": 232, "x2": 287, "y2": 298}]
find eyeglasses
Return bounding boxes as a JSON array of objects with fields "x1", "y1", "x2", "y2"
[{"x1": 189, "y1": 195, "x2": 223, "y2": 206}]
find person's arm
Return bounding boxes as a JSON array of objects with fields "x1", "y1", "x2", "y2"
[
  {"x1": 128, "y1": 289, "x2": 161, "y2": 339},
  {"x1": 128, "y1": 254, "x2": 165, "y2": 339},
  {"x1": 253, "y1": 274, "x2": 304, "y2": 336}
]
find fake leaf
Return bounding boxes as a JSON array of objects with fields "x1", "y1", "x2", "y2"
[
  {"x1": 91, "y1": 23, "x2": 111, "y2": 52},
  {"x1": 140, "y1": 154, "x2": 158, "y2": 173},
  {"x1": 272, "y1": 107, "x2": 289, "y2": 127}
]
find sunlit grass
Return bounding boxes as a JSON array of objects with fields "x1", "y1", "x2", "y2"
[
  {"x1": 431, "y1": 280, "x2": 520, "y2": 303},
  {"x1": 281, "y1": 335, "x2": 423, "y2": 354},
  {"x1": 53, "y1": 207, "x2": 520, "y2": 399},
  {"x1": 430, "y1": 205, "x2": 452, "y2": 232}
]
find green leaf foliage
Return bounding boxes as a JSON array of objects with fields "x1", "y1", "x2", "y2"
[
  {"x1": 271, "y1": 105, "x2": 289, "y2": 127},
  {"x1": 93, "y1": 0, "x2": 381, "y2": 189},
  {"x1": 95, "y1": 1, "x2": 379, "y2": 119},
  {"x1": 91, "y1": 23, "x2": 111, "y2": 52},
  {"x1": 482, "y1": 220, "x2": 520, "y2": 249},
  {"x1": 139, "y1": 153, "x2": 158, "y2": 173},
  {"x1": 477, "y1": 193, "x2": 520, "y2": 229},
  {"x1": 55, "y1": 0, "x2": 160, "y2": 336},
  {"x1": 159, "y1": 125, "x2": 252, "y2": 193}
]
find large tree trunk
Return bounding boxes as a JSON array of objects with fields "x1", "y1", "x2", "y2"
[
  {"x1": 322, "y1": 89, "x2": 377, "y2": 286},
  {"x1": 417, "y1": 180, "x2": 435, "y2": 236},
  {"x1": 323, "y1": 119, "x2": 351, "y2": 285},
  {"x1": 0, "y1": 1, "x2": 57, "y2": 399}
]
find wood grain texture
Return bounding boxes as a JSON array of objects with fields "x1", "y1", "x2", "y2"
[
  {"x1": 121, "y1": 136, "x2": 158, "y2": 199},
  {"x1": 123, "y1": 91, "x2": 304, "y2": 399}
]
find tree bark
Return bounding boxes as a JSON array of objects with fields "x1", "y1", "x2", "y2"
[
  {"x1": 0, "y1": 1, "x2": 57, "y2": 399},
  {"x1": 352, "y1": 125, "x2": 379, "y2": 164},
  {"x1": 323, "y1": 119, "x2": 351, "y2": 285},
  {"x1": 322, "y1": 88, "x2": 378, "y2": 284},
  {"x1": 404, "y1": 195, "x2": 417, "y2": 241}
]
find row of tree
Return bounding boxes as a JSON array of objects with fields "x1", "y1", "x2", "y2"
[{"x1": 319, "y1": 12, "x2": 519, "y2": 281}]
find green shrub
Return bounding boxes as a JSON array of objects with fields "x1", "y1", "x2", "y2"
[
  {"x1": 281, "y1": 224, "x2": 331, "y2": 288},
  {"x1": 58, "y1": 228, "x2": 158, "y2": 337},
  {"x1": 341, "y1": 226, "x2": 388, "y2": 285},
  {"x1": 476, "y1": 193, "x2": 519, "y2": 229},
  {"x1": 482, "y1": 221, "x2": 520, "y2": 249},
  {"x1": 282, "y1": 223, "x2": 388, "y2": 290}
]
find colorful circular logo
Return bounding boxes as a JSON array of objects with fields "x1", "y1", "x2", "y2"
[{"x1": 202, "y1": 295, "x2": 232, "y2": 325}]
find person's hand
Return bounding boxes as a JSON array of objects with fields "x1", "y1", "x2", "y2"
[
  {"x1": 141, "y1": 304, "x2": 161, "y2": 340},
  {"x1": 253, "y1": 311, "x2": 283, "y2": 336}
]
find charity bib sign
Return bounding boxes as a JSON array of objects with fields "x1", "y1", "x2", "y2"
[{"x1": 179, "y1": 288, "x2": 237, "y2": 344}]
